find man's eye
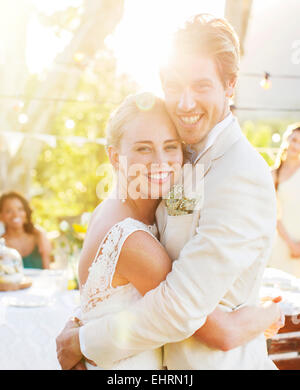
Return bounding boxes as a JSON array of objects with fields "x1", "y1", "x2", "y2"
[
  {"x1": 166, "y1": 144, "x2": 179, "y2": 150},
  {"x1": 194, "y1": 84, "x2": 210, "y2": 92},
  {"x1": 136, "y1": 146, "x2": 151, "y2": 152},
  {"x1": 164, "y1": 82, "x2": 180, "y2": 92}
]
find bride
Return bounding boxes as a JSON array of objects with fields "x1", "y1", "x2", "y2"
[{"x1": 74, "y1": 93, "x2": 282, "y2": 369}]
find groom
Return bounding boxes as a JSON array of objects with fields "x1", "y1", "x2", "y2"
[{"x1": 57, "y1": 14, "x2": 277, "y2": 369}]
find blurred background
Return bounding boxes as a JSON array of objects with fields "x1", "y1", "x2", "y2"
[{"x1": 0, "y1": 0, "x2": 299, "y2": 266}]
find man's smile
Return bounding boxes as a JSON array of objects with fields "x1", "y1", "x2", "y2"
[{"x1": 177, "y1": 113, "x2": 205, "y2": 127}]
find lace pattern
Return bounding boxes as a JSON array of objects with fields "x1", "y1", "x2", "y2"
[{"x1": 81, "y1": 217, "x2": 157, "y2": 313}]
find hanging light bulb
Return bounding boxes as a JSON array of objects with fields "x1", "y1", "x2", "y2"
[
  {"x1": 272, "y1": 133, "x2": 281, "y2": 143},
  {"x1": 73, "y1": 52, "x2": 85, "y2": 63},
  {"x1": 65, "y1": 119, "x2": 75, "y2": 129},
  {"x1": 260, "y1": 72, "x2": 272, "y2": 90},
  {"x1": 18, "y1": 113, "x2": 28, "y2": 124}
]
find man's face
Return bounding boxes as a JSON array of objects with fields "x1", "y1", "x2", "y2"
[{"x1": 161, "y1": 53, "x2": 235, "y2": 145}]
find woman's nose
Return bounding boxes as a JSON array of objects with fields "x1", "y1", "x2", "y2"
[
  {"x1": 177, "y1": 88, "x2": 196, "y2": 113},
  {"x1": 152, "y1": 150, "x2": 170, "y2": 167}
]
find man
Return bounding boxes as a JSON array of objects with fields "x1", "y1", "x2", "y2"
[{"x1": 57, "y1": 14, "x2": 277, "y2": 369}]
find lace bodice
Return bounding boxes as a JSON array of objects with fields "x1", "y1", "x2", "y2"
[{"x1": 80, "y1": 217, "x2": 158, "y2": 315}]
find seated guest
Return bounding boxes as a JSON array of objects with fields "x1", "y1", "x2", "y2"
[
  {"x1": 0, "y1": 191, "x2": 51, "y2": 269},
  {"x1": 269, "y1": 123, "x2": 300, "y2": 276}
]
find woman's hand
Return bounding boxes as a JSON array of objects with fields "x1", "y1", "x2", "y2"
[{"x1": 260, "y1": 296, "x2": 285, "y2": 339}]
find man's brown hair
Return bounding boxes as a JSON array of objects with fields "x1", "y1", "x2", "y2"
[{"x1": 171, "y1": 14, "x2": 240, "y2": 86}]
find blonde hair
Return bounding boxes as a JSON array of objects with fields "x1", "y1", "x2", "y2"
[
  {"x1": 171, "y1": 13, "x2": 240, "y2": 85},
  {"x1": 273, "y1": 122, "x2": 300, "y2": 189},
  {"x1": 106, "y1": 92, "x2": 168, "y2": 149}
]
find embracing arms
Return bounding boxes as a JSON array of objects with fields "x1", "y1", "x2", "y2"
[{"x1": 75, "y1": 161, "x2": 279, "y2": 366}]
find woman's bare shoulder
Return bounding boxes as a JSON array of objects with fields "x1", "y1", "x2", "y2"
[
  {"x1": 116, "y1": 229, "x2": 172, "y2": 295},
  {"x1": 78, "y1": 198, "x2": 138, "y2": 286}
]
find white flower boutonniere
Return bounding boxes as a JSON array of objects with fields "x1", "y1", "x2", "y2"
[{"x1": 164, "y1": 184, "x2": 199, "y2": 216}]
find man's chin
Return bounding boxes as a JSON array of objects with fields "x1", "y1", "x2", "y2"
[
  {"x1": 180, "y1": 132, "x2": 207, "y2": 145},
  {"x1": 177, "y1": 124, "x2": 208, "y2": 145}
]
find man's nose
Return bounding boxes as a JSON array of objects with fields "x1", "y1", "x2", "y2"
[{"x1": 177, "y1": 88, "x2": 196, "y2": 113}]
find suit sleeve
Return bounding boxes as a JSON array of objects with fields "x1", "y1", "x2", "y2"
[{"x1": 79, "y1": 161, "x2": 276, "y2": 367}]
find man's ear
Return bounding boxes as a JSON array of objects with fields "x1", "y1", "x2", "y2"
[
  {"x1": 107, "y1": 146, "x2": 119, "y2": 170},
  {"x1": 225, "y1": 77, "x2": 237, "y2": 98}
]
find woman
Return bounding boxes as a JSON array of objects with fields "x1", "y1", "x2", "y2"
[
  {"x1": 0, "y1": 192, "x2": 51, "y2": 269},
  {"x1": 269, "y1": 123, "x2": 300, "y2": 276},
  {"x1": 78, "y1": 93, "x2": 283, "y2": 369}
]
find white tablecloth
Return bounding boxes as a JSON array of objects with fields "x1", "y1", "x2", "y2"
[{"x1": 0, "y1": 269, "x2": 80, "y2": 370}]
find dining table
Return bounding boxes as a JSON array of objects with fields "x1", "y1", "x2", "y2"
[
  {"x1": 1, "y1": 266, "x2": 300, "y2": 370},
  {"x1": 0, "y1": 268, "x2": 80, "y2": 370}
]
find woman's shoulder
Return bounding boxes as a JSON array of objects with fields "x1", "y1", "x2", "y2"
[{"x1": 87, "y1": 199, "x2": 151, "y2": 239}]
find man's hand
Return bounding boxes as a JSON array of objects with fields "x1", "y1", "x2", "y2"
[
  {"x1": 261, "y1": 296, "x2": 285, "y2": 339},
  {"x1": 56, "y1": 318, "x2": 84, "y2": 370}
]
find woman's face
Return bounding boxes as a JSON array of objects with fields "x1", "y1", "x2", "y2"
[
  {"x1": 287, "y1": 131, "x2": 300, "y2": 159},
  {"x1": 112, "y1": 110, "x2": 183, "y2": 199},
  {"x1": 0, "y1": 198, "x2": 27, "y2": 230}
]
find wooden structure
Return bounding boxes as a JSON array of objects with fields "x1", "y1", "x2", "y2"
[{"x1": 268, "y1": 314, "x2": 300, "y2": 370}]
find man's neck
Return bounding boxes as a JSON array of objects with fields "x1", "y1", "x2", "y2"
[{"x1": 190, "y1": 111, "x2": 234, "y2": 156}]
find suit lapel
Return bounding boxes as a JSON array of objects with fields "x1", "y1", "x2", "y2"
[
  {"x1": 187, "y1": 119, "x2": 243, "y2": 239},
  {"x1": 156, "y1": 119, "x2": 243, "y2": 239}
]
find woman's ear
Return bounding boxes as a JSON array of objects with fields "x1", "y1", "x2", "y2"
[{"x1": 107, "y1": 146, "x2": 119, "y2": 170}]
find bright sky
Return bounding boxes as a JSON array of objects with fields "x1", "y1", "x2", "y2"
[{"x1": 27, "y1": 0, "x2": 225, "y2": 94}]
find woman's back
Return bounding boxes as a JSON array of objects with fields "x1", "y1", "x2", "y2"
[{"x1": 79, "y1": 216, "x2": 164, "y2": 369}]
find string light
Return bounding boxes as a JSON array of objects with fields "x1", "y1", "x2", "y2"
[
  {"x1": 272, "y1": 133, "x2": 281, "y2": 143},
  {"x1": 73, "y1": 52, "x2": 86, "y2": 63},
  {"x1": 65, "y1": 119, "x2": 75, "y2": 129},
  {"x1": 18, "y1": 113, "x2": 28, "y2": 124},
  {"x1": 260, "y1": 72, "x2": 272, "y2": 90}
]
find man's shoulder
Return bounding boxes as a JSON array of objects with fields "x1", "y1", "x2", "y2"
[{"x1": 222, "y1": 134, "x2": 271, "y2": 176}]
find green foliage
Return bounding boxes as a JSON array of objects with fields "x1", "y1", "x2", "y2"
[
  {"x1": 31, "y1": 50, "x2": 137, "y2": 232},
  {"x1": 241, "y1": 118, "x2": 293, "y2": 166}
]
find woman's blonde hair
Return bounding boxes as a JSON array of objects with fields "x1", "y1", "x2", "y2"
[
  {"x1": 273, "y1": 122, "x2": 300, "y2": 189},
  {"x1": 106, "y1": 92, "x2": 169, "y2": 149},
  {"x1": 170, "y1": 14, "x2": 240, "y2": 86}
]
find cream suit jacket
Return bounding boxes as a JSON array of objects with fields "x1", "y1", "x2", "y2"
[{"x1": 79, "y1": 118, "x2": 277, "y2": 369}]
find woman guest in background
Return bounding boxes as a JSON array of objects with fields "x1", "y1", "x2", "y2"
[
  {"x1": 269, "y1": 123, "x2": 300, "y2": 277},
  {"x1": 0, "y1": 192, "x2": 52, "y2": 269}
]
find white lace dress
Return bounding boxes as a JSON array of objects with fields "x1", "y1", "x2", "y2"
[{"x1": 80, "y1": 217, "x2": 163, "y2": 370}]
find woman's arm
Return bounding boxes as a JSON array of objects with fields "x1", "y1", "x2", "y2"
[
  {"x1": 277, "y1": 221, "x2": 300, "y2": 258},
  {"x1": 271, "y1": 170, "x2": 300, "y2": 257},
  {"x1": 194, "y1": 299, "x2": 283, "y2": 351}
]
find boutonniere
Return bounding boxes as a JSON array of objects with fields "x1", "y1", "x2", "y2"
[{"x1": 164, "y1": 184, "x2": 199, "y2": 216}]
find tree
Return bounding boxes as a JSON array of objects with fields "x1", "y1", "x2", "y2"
[
  {"x1": 225, "y1": 0, "x2": 253, "y2": 56},
  {"x1": 0, "y1": 0, "x2": 125, "y2": 196}
]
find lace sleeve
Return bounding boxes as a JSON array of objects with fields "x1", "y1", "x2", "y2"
[{"x1": 81, "y1": 217, "x2": 157, "y2": 313}]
